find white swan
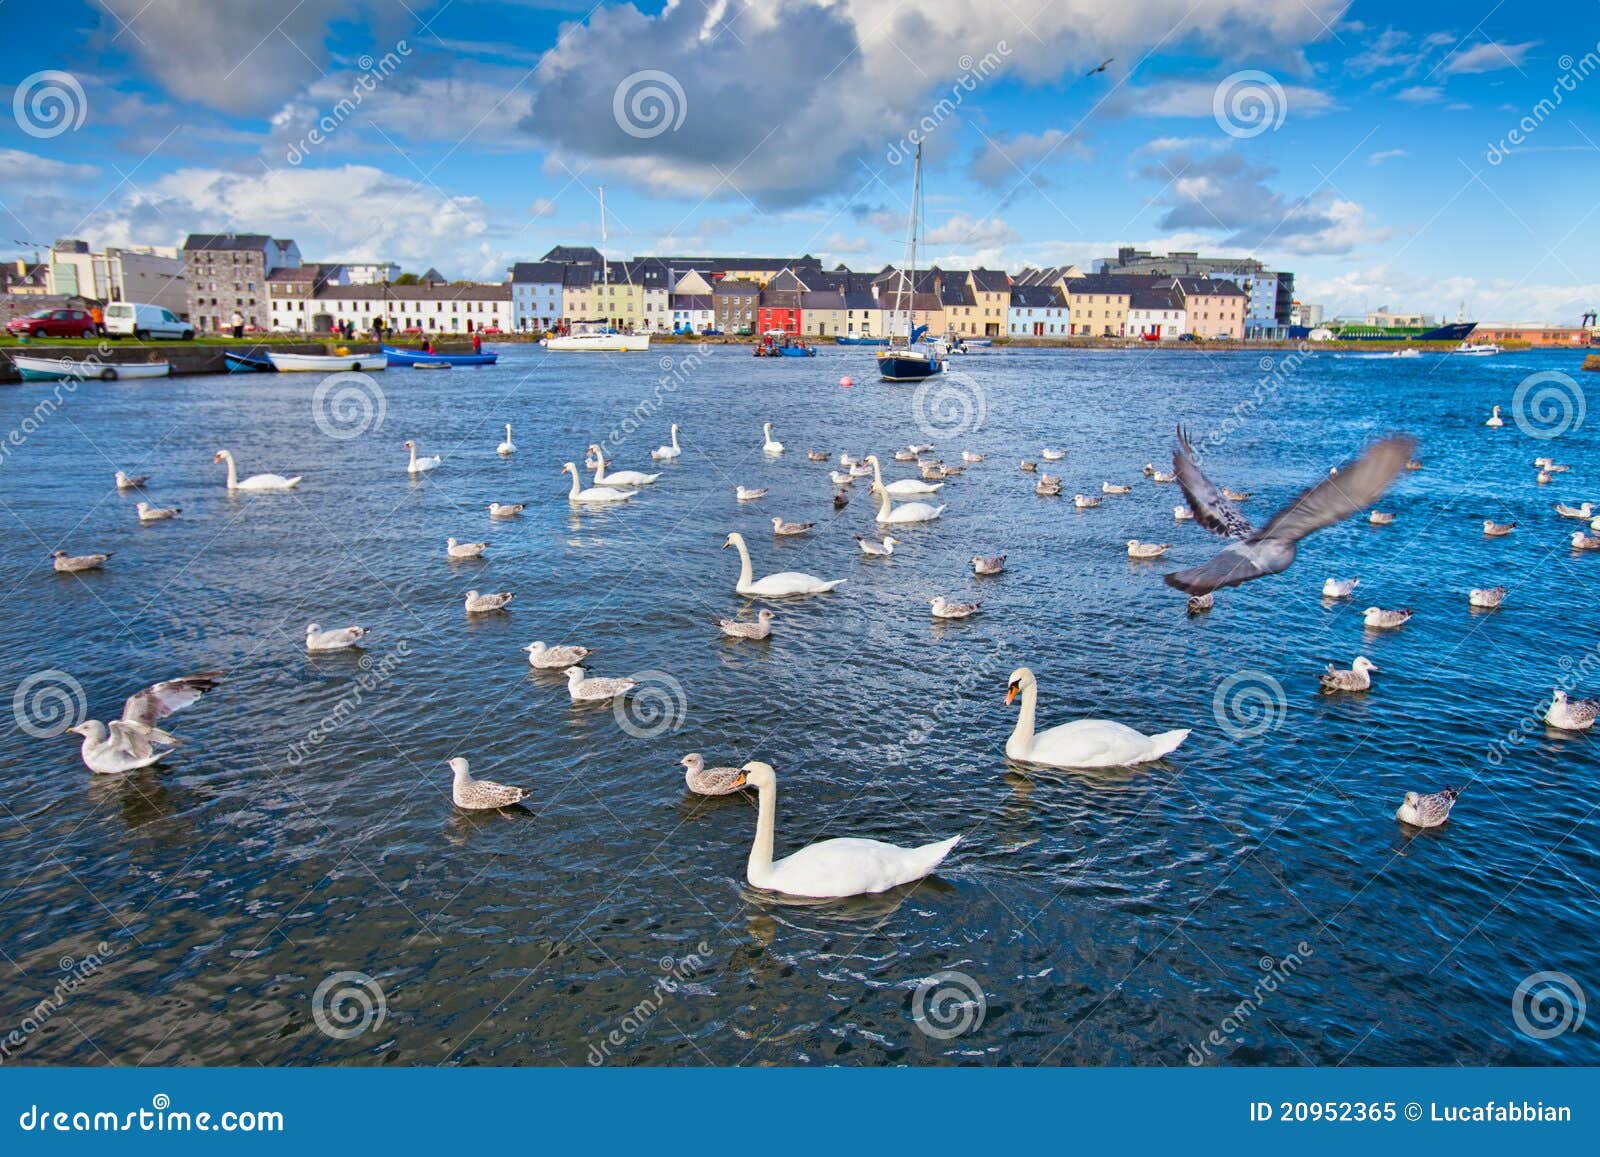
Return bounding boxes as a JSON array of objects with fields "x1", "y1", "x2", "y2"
[
  {"x1": 404, "y1": 440, "x2": 441, "y2": 474},
  {"x1": 1486, "y1": 405, "x2": 1504, "y2": 428},
  {"x1": 866, "y1": 454, "x2": 943, "y2": 496},
  {"x1": 562, "y1": 462, "x2": 634, "y2": 503},
  {"x1": 871, "y1": 483, "x2": 945, "y2": 524},
  {"x1": 651, "y1": 424, "x2": 682, "y2": 460},
  {"x1": 735, "y1": 761, "x2": 959, "y2": 898},
  {"x1": 497, "y1": 424, "x2": 515, "y2": 456},
  {"x1": 723, "y1": 531, "x2": 845, "y2": 596},
  {"x1": 762, "y1": 422, "x2": 784, "y2": 455},
  {"x1": 588, "y1": 444, "x2": 660, "y2": 486},
  {"x1": 213, "y1": 449, "x2": 301, "y2": 491},
  {"x1": 1004, "y1": 667, "x2": 1189, "y2": 768}
]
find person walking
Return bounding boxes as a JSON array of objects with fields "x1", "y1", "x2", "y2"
[
  {"x1": 90, "y1": 304, "x2": 104, "y2": 336},
  {"x1": 230, "y1": 310, "x2": 244, "y2": 339},
  {"x1": 471, "y1": 331, "x2": 482, "y2": 354}
]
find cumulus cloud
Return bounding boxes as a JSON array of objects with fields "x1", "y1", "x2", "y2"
[
  {"x1": 1302, "y1": 263, "x2": 1596, "y2": 322},
  {"x1": 0, "y1": 149, "x2": 99, "y2": 186},
  {"x1": 1442, "y1": 41, "x2": 1538, "y2": 75},
  {"x1": 924, "y1": 213, "x2": 1019, "y2": 248},
  {"x1": 967, "y1": 129, "x2": 1090, "y2": 189},
  {"x1": 1397, "y1": 85, "x2": 1443, "y2": 103}
]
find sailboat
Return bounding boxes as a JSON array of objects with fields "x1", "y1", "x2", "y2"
[
  {"x1": 877, "y1": 142, "x2": 946, "y2": 382},
  {"x1": 544, "y1": 186, "x2": 651, "y2": 352}
]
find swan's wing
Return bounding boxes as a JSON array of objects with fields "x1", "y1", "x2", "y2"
[
  {"x1": 1172, "y1": 427, "x2": 1251, "y2": 539},
  {"x1": 121, "y1": 672, "x2": 223, "y2": 727},
  {"x1": 1254, "y1": 435, "x2": 1416, "y2": 545}
]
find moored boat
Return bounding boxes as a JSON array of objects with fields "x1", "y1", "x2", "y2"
[
  {"x1": 224, "y1": 351, "x2": 274, "y2": 373},
  {"x1": 266, "y1": 351, "x2": 388, "y2": 372},
  {"x1": 543, "y1": 327, "x2": 651, "y2": 352},
  {"x1": 382, "y1": 345, "x2": 497, "y2": 366},
  {"x1": 10, "y1": 354, "x2": 170, "y2": 382},
  {"x1": 835, "y1": 335, "x2": 888, "y2": 346},
  {"x1": 877, "y1": 142, "x2": 946, "y2": 384},
  {"x1": 1452, "y1": 341, "x2": 1501, "y2": 356}
]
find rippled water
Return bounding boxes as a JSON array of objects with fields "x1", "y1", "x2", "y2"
[{"x1": 1, "y1": 343, "x2": 1596, "y2": 1066}]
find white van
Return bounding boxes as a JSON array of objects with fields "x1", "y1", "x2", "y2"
[{"x1": 104, "y1": 302, "x2": 195, "y2": 340}]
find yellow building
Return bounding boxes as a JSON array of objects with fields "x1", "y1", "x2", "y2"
[{"x1": 1063, "y1": 274, "x2": 1132, "y2": 337}]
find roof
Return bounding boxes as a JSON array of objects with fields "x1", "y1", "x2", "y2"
[
  {"x1": 800, "y1": 290, "x2": 845, "y2": 309},
  {"x1": 562, "y1": 263, "x2": 600, "y2": 287},
  {"x1": 1172, "y1": 276, "x2": 1247, "y2": 298},
  {"x1": 970, "y1": 268, "x2": 1011, "y2": 292},
  {"x1": 842, "y1": 289, "x2": 880, "y2": 310},
  {"x1": 542, "y1": 245, "x2": 604, "y2": 264},
  {"x1": 509, "y1": 261, "x2": 567, "y2": 284},
  {"x1": 1063, "y1": 274, "x2": 1142, "y2": 297},
  {"x1": 267, "y1": 265, "x2": 322, "y2": 283},
  {"x1": 1128, "y1": 285, "x2": 1179, "y2": 311},
  {"x1": 315, "y1": 282, "x2": 511, "y2": 302},
  {"x1": 713, "y1": 280, "x2": 761, "y2": 297},
  {"x1": 938, "y1": 278, "x2": 976, "y2": 307},
  {"x1": 1009, "y1": 284, "x2": 1066, "y2": 308},
  {"x1": 670, "y1": 294, "x2": 712, "y2": 309},
  {"x1": 183, "y1": 233, "x2": 276, "y2": 253}
]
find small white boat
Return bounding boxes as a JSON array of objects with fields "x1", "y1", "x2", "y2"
[
  {"x1": 11, "y1": 354, "x2": 170, "y2": 381},
  {"x1": 266, "y1": 352, "x2": 389, "y2": 372},
  {"x1": 1452, "y1": 342, "x2": 1500, "y2": 356},
  {"x1": 543, "y1": 326, "x2": 651, "y2": 352}
]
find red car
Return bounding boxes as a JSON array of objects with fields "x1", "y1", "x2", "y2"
[{"x1": 7, "y1": 308, "x2": 99, "y2": 338}]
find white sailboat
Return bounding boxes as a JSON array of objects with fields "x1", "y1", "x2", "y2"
[
  {"x1": 877, "y1": 141, "x2": 946, "y2": 382},
  {"x1": 544, "y1": 186, "x2": 651, "y2": 353}
]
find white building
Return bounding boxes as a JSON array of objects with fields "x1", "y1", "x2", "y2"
[
  {"x1": 1006, "y1": 284, "x2": 1070, "y2": 336},
  {"x1": 47, "y1": 239, "x2": 187, "y2": 315},
  {"x1": 322, "y1": 261, "x2": 401, "y2": 285},
  {"x1": 272, "y1": 280, "x2": 513, "y2": 334},
  {"x1": 1127, "y1": 286, "x2": 1185, "y2": 339},
  {"x1": 669, "y1": 294, "x2": 714, "y2": 333},
  {"x1": 507, "y1": 261, "x2": 565, "y2": 332}
]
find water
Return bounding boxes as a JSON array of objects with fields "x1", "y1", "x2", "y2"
[{"x1": 1, "y1": 343, "x2": 1595, "y2": 1066}]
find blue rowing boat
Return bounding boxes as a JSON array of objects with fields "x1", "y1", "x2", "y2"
[
  {"x1": 382, "y1": 345, "x2": 498, "y2": 366},
  {"x1": 834, "y1": 335, "x2": 887, "y2": 346},
  {"x1": 224, "y1": 352, "x2": 274, "y2": 373}
]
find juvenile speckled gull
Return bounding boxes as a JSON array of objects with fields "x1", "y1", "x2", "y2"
[
  {"x1": 1468, "y1": 585, "x2": 1507, "y2": 609},
  {"x1": 1127, "y1": 540, "x2": 1171, "y2": 559},
  {"x1": 771, "y1": 517, "x2": 814, "y2": 537},
  {"x1": 1396, "y1": 786, "x2": 1461, "y2": 828},
  {"x1": 135, "y1": 501, "x2": 180, "y2": 522},
  {"x1": 1363, "y1": 606, "x2": 1413, "y2": 629},
  {"x1": 447, "y1": 538, "x2": 488, "y2": 559},
  {"x1": 564, "y1": 666, "x2": 637, "y2": 702},
  {"x1": 114, "y1": 471, "x2": 148, "y2": 489},
  {"x1": 1320, "y1": 656, "x2": 1377, "y2": 693},
  {"x1": 1483, "y1": 520, "x2": 1516, "y2": 537},
  {"x1": 717, "y1": 609, "x2": 776, "y2": 640},
  {"x1": 464, "y1": 590, "x2": 513, "y2": 614},
  {"x1": 53, "y1": 550, "x2": 110, "y2": 573},
  {"x1": 931, "y1": 597, "x2": 980, "y2": 619},
  {"x1": 449, "y1": 757, "x2": 529, "y2": 810},
  {"x1": 1546, "y1": 689, "x2": 1598, "y2": 730},
  {"x1": 972, "y1": 554, "x2": 1006, "y2": 575},
  {"x1": 524, "y1": 641, "x2": 592, "y2": 668},
  {"x1": 681, "y1": 753, "x2": 748, "y2": 796},
  {"x1": 488, "y1": 503, "x2": 524, "y2": 519}
]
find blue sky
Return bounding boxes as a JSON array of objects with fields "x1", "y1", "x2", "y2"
[{"x1": 2, "y1": 0, "x2": 1596, "y2": 320}]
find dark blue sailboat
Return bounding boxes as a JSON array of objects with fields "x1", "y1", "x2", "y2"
[{"x1": 877, "y1": 142, "x2": 945, "y2": 383}]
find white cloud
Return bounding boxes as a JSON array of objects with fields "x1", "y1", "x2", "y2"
[
  {"x1": 968, "y1": 129, "x2": 1089, "y2": 188},
  {"x1": 0, "y1": 149, "x2": 99, "y2": 186},
  {"x1": 1397, "y1": 85, "x2": 1442, "y2": 103},
  {"x1": 1367, "y1": 148, "x2": 1406, "y2": 165},
  {"x1": 1118, "y1": 78, "x2": 1336, "y2": 119},
  {"x1": 1442, "y1": 41, "x2": 1538, "y2": 75},
  {"x1": 924, "y1": 213, "x2": 1019, "y2": 248},
  {"x1": 1300, "y1": 263, "x2": 1597, "y2": 322}
]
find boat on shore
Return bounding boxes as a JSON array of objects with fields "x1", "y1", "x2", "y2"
[
  {"x1": 266, "y1": 351, "x2": 388, "y2": 372},
  {"x1": 10, "y1": 354, "x2": 170, "y2": 382},
  {"x1": 224, "y1": 351, "x2": 274, "y2": 373},
  {"x1": 382, "y1": 345, "x2": 497, "y2": 366}
]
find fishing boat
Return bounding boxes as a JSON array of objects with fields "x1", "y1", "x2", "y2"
[
  {"x1": 544, "y1": 186, "x2": 651, "y2": 353},
  {"x1": 413, "y1": 361, "x2": 451, "y2": 371},
  {"x1": 834, "y1": 335, "x2": 888, "y2": 346},
  {"x1": 10, "y1": 354, "x2": 170, "y2": 382},
  {"x1": 877, "y1": 142, "x2": 946, "y2": 383},
  {"x1": 224, "y1": 351, "x2": 274, "y2": 373},
  {"x1": 754, "y1": 335, "x2": 816, "y2": 357},
  {"x1": 266, "y1": 351, "x2": 388, "y2": 372},
  {"x1": 382, "y1": 345, "x2": 497, "y2": 366}
]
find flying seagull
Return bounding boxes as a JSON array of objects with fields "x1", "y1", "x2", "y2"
[
  {"x1": 1086, "y1": 58, "x2": 1113, "y2": 76},
  {"x1": 1164, "y1": 427, "x2": 1416, "y2": 596}
]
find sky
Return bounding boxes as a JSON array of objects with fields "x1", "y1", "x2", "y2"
[{"x1": 2, "y1": 0, "x2": 1597, "y2": 321}]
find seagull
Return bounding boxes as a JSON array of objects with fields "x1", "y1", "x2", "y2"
[
  {"x1": 1221, "y1": 488, "x2": 1251, "y2": 502},
  {"x1": 1074, "y1": 494, "x2": 1101, "y2": 508},
  {"x1": 1165, "y1": 426, "x2": 1416, "y2": 597},
  {"x1": 114, "y1": 471, "x2": 148, "y2": 490},
  {"x1": 972, "y1": 554, "x2": 1006, "y2": 575},
  {"x1": 488, "y1": 503, "x2": 525, "y2": 520},
  {"x1": 1127, "y1": 540, "x2": 1171, "y2": 559},
  {"x1": 1150, "y1": 469, "x2": 1176, "y2": 483},
  {"x1": 771, "y1": 517, "x2": 814, "y2": 537},
  {"x1": 717, "y1": 609, "x2": 776, "y2": 640},
  {"x1": 856, "y1": 535, "x2": 899, "y2": 557},
  {"x1": 735, "y1": 486, "x2": 768, "y2": 502},
  {"x1": 894, "y1": 449, "x2": 917, "y2": 462},
  {"x1": 1571, "y1": 531, "x2": 1600, "y2": 551},
  {"x1": 1538, "y1": 470, "x2": 1553, "y2": 485},
  {"x1": 1363, "y1": 606, "x2": 1413, "y2": 629},
  {"x1": 681, "y1": 753, "x2": 748, "y2": 796},
  {"x1": 1483, "y1": 520, "x2": 1516, "y2": 537},
  {"x1": 1369, "y1": 511, "x2": 1396, "y2": 526},
  {"x1": 961, "y1": 451, "x2": 985, "y2": 463},
  {"x1": 464, "y1": 590, "x2": 513, "y2": 614},
  {"x1": 930, "y1": 597, "x2": 980, "y2": 619},
  {"x1": 1020, "y1": 460, "x2": 1038, "y2": 473},
  {"x1": 1396, "y1": 786, "x2": 1462, "y2": 829},
  {"x1": 525, "y1": 641, "x2": 592, "y2": 668},
  {"x1": 807, "y1": 450, "x2": 830, "y2": 462},
  {"x1": 1042, "y1": 448, "x2": 1066, "y2": 460},
  {"x1": 64, "y1": 672, "x2": 224, "y2": 774},
  {"x1": 1404, "y1": 459, "x2": 1423, "y2": 472},
  {"x1": 564, "y1": 666, "x2": 636, "y2": 702},
  {"x1": 1554, "y1": 502, "x2": 1594, "y2": 519},
  {"x1": 829, "y1": 470, "x2": 853, "y2": 485},
  {"x1": 305, "y1": 623, "x2": 367, "y2": 651},
  {"x1": 135, "y1": 501, "x2": 180, "y2": 522},
  {"x1": 1546, "y1": 689, "x2": 1598, "y2": 730},
  {"x1": 1322, "y1": 577, "x2": 1360, "y2": 598},
  {"x1": 1102, "y1": 482, "x2": 1131, "y2": 494},
  {"x1": 833, "y1": 489, "x2": 849, "y2": 510},
  {"x1": 447, "y1": 538, "x2": 488, "y2": 560},
  {"x1": 52, "y1": 550, "x2": 110, "y2": 573},
  {"x1": 1468, "y1": 585, "x2": 1507, "y2": 608},
  {"x1": 1174, "y1": 505, "x2": 1194, "y2": 521},
  {"x1": 1320, "y1": 656, "x2": 1377, "y2": 693},
  {"x1": 909, "y1": 443, "x2": 934, "y2": 455},
  {"x1": 1086, "y1": 56, "x2": 1113, "y2": 76},
  {"x1": 1036, "y1": 479, "x2": 1062, "y2": 496},
  {"x1": 448, "y1": 757, "x2": 528, "y2": 810},
  {"x1": 1186, "y1": 593, "x2": 1214, "y2": 615}
]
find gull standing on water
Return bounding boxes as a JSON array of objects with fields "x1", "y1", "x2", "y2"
[
  {"x1": 1396, "y1": 786, "x2": 1462, "y2": 829},
  {"x1": 65, "y1": 672, "x2": 224, "y2": 774},
  {"x1": 448, "y1": 757, "x2": 529, "y2": 810},
  {"x1": 1165, "y1": 426, "x2": 1415, "y2": 597}
]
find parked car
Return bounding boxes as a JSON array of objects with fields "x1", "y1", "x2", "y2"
[
  {"x1": 1178, "y1": 332, "x2": 1201, "y2": 342},
  {"x1": 103, "y1": 302, "x2": 195, "y2": 341},
  {"x1": 6, "y1": 308, "x2": 98, "y2": 339}
]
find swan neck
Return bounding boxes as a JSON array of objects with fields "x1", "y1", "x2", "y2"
[
  {"x1": 1010, "y1": 680, "x2": 1037, "y2": 755},
  {"x1": 223, "y1": 453, "x2": 237, "y2": 488},
  {"x1": 872, "y1": 458, "x2": 885, "y2": 487},
  {"x1": 749, "y1": 779, "x2": 776, "y2": 881},
  {"x1": 567, "y1": 468, "x2": 581, "y2": 500},
  {"x1": 671, "y1": 427, "x2": 680, "y2": 450},
  {"x1": 733, "y1": 537, "x2": 753, "y2": 587}
]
